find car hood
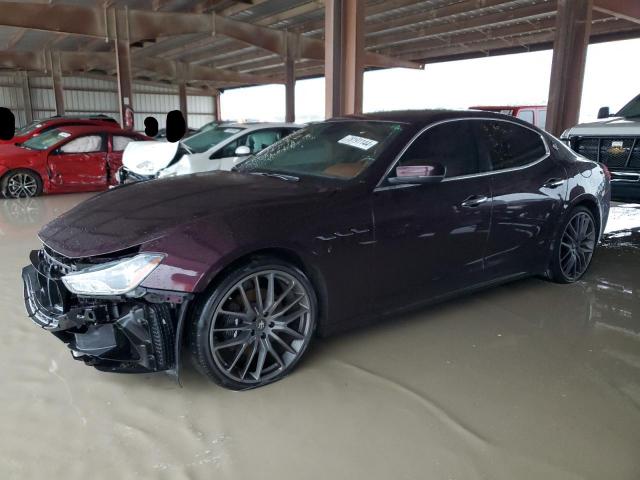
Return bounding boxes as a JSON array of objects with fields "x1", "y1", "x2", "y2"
[
  {"x1": 0, "y1": 144, "x2": 36, "y2": 164},
  {"x1": 39, "y1": 171, "x2": 331, "y2": 258},
  {"x1": 122, "y1": 140, "x2": 181, "y2": 174},
  {"x1": 565, "y1": 117, "x2": 640, "y2": 137},
  {"x1": 0, "y1": 135, "x2": 26, "y2": 146}
]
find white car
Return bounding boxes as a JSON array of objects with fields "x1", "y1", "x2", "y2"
[{"x1": 118, "y1": 122, "x2": 301, "y2": 183}]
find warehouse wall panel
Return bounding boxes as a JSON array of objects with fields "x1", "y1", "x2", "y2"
[
  {"x1": 0, "y1": 74, "x2": 27, "y2": 127},
  {"x1": 1, "y1": 74, "x2": 216, "y2": 130}
]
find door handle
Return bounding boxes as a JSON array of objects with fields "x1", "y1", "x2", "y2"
[
  {"x1": 461, "y1": 195, "x2": 489, "y2": 208},
  {"x1": 543, "y1": 178, "x2": 565, "y2": 189}
]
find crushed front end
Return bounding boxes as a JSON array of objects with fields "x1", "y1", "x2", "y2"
[{"x1": 22, "y1": 246, "x2": 189, "y2": 374}]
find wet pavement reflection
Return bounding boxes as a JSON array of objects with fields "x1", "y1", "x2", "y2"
[{"x1": 1, "y1": 194, "x2": 639, "y2": 480}]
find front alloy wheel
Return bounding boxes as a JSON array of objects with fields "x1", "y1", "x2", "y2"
[
  {"x1": 2, "y1": 170, "x2": 42, "y2": 198},
  {"x1": 190, "y1": 258, "x2": 316, "y2": 389}
]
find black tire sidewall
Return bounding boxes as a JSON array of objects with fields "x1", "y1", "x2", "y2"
[
  {"x1": 189, "y1": 257, "x2": 318, "y2": 390},
  {"x1": 1, "y1": 169, "x2": 43, "y2": 198},
  {"x1": 550, "y1": 206, "x2": 596, "y2": 284}
]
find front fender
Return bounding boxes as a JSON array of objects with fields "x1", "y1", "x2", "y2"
[{"x1": 140, "y1": 219, "x2": 312, "y2": 294}]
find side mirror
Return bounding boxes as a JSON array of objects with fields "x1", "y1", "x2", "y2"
[
  {"x1": 388, "y1": 163, "x2": 446, "y2": 185},
  {"x1": 597, "y1": 106, "x2": 610, "y2": 119},
  {"x1": 234, "y1": 145, "x2": 251, "y2": 156}
]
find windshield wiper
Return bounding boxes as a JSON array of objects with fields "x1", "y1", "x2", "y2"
[{"x1": 250, "y1": 172, "x2": 300, "y2": 182}]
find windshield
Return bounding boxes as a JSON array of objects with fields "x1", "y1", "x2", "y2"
[
  {"x1": 15, "y1": 120, "x2": 45, "y2": 137},
  {"x1": 183, "y1": 125, "x2": 245, "y2": 153},
  {"x1": 22, "y1": 128, "x2": 71, "y2": 150},
  {"x1": 617, "y1": 94, "x2": 640, "y2": 118},
  {"x1": 237, "y1": 121, "x2": 406, "y2": 180},
  {"x1": 193, "y1": 121, "x2": 221, "y2": 134}
]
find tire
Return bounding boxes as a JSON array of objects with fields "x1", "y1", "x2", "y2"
[
  {"x1": 549, "y1": 206, "x2": 597, "y2": 283},
  {"x1": 189, "y1": 257, "x2": 318, "y2": 390},
  {"x1": 1, "y1": 169, "x2": 43, "y2": 198}
]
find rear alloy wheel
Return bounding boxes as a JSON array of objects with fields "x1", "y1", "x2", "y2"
[
  {"x1": 190, "y1": 258, "x2": 317, "y2": 390},
  {"x1": 550, "y1": 207, "x2": 597, "y2": 283},
  {"x1": 2, "y1": 170, "x2": 42, "y2": 198}
]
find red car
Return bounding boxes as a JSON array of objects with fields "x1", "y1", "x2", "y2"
[
  {"x1": 0, "y1": 125, "x2": 148, "y2": 198},
  {"x1": 470, "y1": 105, "x2": 547, "y2": 129},
  {"x1": 0, "y1": 115, "x2": 119, "y2": 146}
]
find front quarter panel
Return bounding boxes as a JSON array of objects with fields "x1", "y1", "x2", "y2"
[{"x1": 0, "y1": 149, "x2": 48, "y2": 190}]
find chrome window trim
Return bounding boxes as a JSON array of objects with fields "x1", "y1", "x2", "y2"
[{"x1": 374, "y1": 117, "x2": 550, "y2": 192}]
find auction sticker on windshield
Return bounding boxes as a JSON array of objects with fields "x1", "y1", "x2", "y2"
[{"x1": 338, "y1": 135, "x2": 379, "y2": 151}]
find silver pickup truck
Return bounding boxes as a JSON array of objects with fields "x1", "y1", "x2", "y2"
[{"x1": 561, "y1": 94, "x2": 640, "y2": 201}]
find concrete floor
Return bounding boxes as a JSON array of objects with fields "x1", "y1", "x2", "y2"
[{"x1": 1, "y1": 193, "x2": 639, "y2": 480}]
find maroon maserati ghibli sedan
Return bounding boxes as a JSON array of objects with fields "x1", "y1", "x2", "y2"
[{"x1": 22, "y1": 110, "x2": 610, "y2": 390}]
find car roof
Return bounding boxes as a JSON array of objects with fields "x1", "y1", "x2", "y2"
[
  {"x1": 330, "y1": 109, "x2": 540, "y2": 129},
  {"x1": 221, "y1": 122, "x2": 303, "y2": 130},
  {"x1": 470, "y1": 105, "x2": 546, "y2": 110},
  {"x1": 54, "y1": 125, "x2": 138, "y2": 135},
  {"x1": 37, "y1": 116, "x2": 117, "y2": 125}
]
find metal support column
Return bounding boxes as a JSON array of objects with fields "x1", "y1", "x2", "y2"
[
  {"x1": 48, "y1": 51, "x2": 65, "y2": 116},
  {"x1": 285, "y1": 56, "x2": 295, "y2": 123},
  {"x1": 179, "y1": 83, "x2": 188, "y2": 128},
  {"x1": 214, "y1": 92, "x2": 221, "y2": 122},
  {"x1": 324, "y1": 0, "x2": 365, "y2": 118},
  {"x1": 20, "y1": 71, "x2": 33, "y2": 123},
  {"x1": 114, "y1": 8, "x2": 134, "y2": 129},
  {"x1": 546, "y1": 0, "x2": 593, "y2": 136}
]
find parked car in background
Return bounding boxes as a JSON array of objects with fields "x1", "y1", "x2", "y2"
[
  {"x1": 470, "y1": 105, "x2": 547, "y2": 129},
  {"x1": 118, "y1": 122, "x2": 301, "y2": 183},
  {"x1": 154, "y1": 127, "x2": 198, "y2": 141},
  {"x1": 0, "y1": 115, "x2": 119, "y2": 145},
  {"x1": 0, "y1": 125, "x2": 148, "y2": 198},
  {"x1": 561, "y1": 93, "x2": 640, "y2": 201},
  {"x1": 22, "y1": 110, "x2": 609, "y2": 389}
]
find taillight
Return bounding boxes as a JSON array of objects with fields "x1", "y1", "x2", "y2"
[{"x1": 601, "y1": 163, "x2": 611, "y2": 181}]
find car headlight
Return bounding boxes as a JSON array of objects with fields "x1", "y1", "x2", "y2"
[
  {"x1": 134, "y1": 160, "x2": 157, "y2": 175},
  {"x1": 62, "y1": 253, "x2": 165, "y2": 296}
]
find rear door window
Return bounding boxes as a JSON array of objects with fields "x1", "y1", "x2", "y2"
[{"x1": 476, "y1": 120, "x2": 547, "y2": 171}]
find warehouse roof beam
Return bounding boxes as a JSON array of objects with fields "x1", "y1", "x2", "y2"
[{"x1": 0, "y1": 1, "x2": 419, "y2": 69}]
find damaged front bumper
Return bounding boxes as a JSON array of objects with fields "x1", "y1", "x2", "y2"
[
  {"x1": 116, "y1": 166, "x2": 155, "y2": 185},
  {"x1": 22, "y1": 249, "x2": 189, "y2": 374}
]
